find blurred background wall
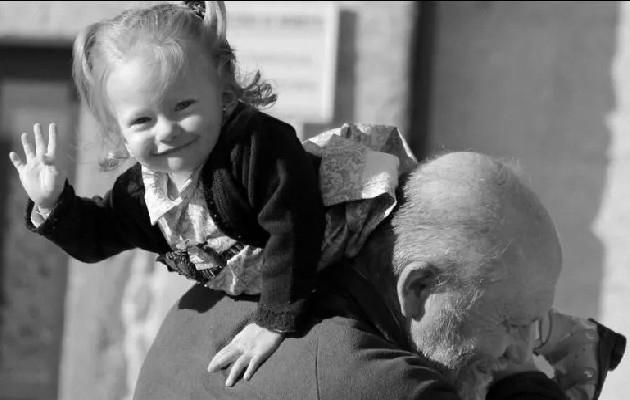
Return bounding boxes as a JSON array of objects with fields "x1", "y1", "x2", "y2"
[{"x1": 0, "y1": 1, "x2": 628, "y2": 400}]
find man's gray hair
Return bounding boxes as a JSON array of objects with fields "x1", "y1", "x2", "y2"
[{"x1": 391, "y1": 151, "x2": 545, "y2": 294}]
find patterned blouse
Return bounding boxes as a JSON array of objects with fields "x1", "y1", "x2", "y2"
[{"x1": 142, "y1": 166, "x2": 264, "y2": 296}]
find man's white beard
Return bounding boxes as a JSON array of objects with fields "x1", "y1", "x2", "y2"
[{"x1": 411, "y1": 305, "x2": 506, "y2": 400}]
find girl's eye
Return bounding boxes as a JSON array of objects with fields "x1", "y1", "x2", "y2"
[
  {"x1": 175, "y1": 100, "x2": 195, "y2": 112},
  {"x1": 131, "y1": 117, "x2": 151, "y2": 126}
]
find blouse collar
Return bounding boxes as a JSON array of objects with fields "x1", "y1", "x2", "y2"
[{"x1": 141, "y1": 166, "x2": 202, "y2": 225}]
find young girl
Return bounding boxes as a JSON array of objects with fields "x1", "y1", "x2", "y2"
[{"x1": 8, "y1": 0, "x2": 413, "y2": 388}]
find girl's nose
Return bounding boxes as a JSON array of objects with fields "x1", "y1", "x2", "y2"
[{"x1": 154, "y1": 117, "x2": 180, "y2": 142}]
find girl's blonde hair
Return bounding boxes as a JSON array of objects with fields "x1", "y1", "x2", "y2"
[{"x1": 72, "y1": 1, "x2": 276, "y2": 169}]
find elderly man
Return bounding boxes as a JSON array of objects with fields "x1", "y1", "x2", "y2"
[{"x1": 133, "y1": 151, "x2": 616, "y2": 400}]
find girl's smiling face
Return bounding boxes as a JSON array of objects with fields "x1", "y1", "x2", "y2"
[{"x1": 106, "y1": 50, "x2": 224, "y2": 182}]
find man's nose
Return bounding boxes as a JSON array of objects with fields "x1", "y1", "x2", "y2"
[
  {"x1": 505, "y1": 324, "x2": 535, "y2": 364},
  {"x1": 154, "y1": 117, "x2": 180, "y2": 141}
]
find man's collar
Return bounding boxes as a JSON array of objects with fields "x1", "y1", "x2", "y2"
[{"x1": 316, "y1": 263, "x2": 412, "y2": 352}]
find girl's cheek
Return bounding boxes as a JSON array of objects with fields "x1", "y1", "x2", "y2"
[
  {"x1": 126, "y1": 137, "x2": 151, "y2": 158},
  {"x1": 181, "y1": 114, "x2": 206, "y2": 131}
]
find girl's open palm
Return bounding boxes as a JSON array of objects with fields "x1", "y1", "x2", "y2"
[{"x1": 9, "y1": 123, "x2": 66, "y2": 210}]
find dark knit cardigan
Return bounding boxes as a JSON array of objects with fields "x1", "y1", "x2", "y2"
[{"x1": 25, "y1": 102, "x2": 326, "y2": 332}]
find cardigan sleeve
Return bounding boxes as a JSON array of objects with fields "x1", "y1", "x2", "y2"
[
  {"x1": 25, "y1": 164, "x2": 168, "y2": 263},
  {"x1": 239, "y1": 118, "x2": 325, "y2": 332},
  {"x1": 486, "y1": 372, "x2": 567, "y2": 400}
]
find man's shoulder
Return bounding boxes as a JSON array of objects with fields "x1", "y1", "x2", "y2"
[
  {"x1": 135, "y1": 285, "x2": 458, "y2": 400},
  {"x1": 310, "y1": 316, "x2": 458, "y2": 400}
]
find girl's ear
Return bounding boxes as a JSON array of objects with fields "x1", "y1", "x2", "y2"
[
  {"x1": 221, "y1": 89, "x2": 232, "y2": 108},
  {"x1": 221, "y1": 85, "x2": 237, "y2": 111}
]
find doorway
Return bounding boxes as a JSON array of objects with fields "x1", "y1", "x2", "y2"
[{"x1": 0, "y1": 44, "x2": 76, "y2": 400}]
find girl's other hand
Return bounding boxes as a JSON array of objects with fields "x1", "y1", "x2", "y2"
[
  {"x1": 207, "y1": 322, "x2": 285, "y2": 387},
  {"x1": 9, "y1": 123, "x2": 66, "y2": 212}
]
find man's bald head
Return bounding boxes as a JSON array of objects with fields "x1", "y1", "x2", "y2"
[{"x1": 392, "y1": 151, "x2": 561, "y2": 288}]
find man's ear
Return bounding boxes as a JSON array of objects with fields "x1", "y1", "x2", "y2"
[{"x1": 397, "y1": 264, "x2": 437, "y2": 320}]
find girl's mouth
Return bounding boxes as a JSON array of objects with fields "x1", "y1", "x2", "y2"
[{"x1": 155, "y1": 138, "x2": 197, "y2": 156}]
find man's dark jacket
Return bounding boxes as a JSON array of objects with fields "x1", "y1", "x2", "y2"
[{"x1": 133, "y1": 264, "x2": 567, "y2": 400}]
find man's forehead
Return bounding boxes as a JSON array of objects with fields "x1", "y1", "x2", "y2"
[{"x1": 481, "y1": 278, "x2": 556, "y2": 321}]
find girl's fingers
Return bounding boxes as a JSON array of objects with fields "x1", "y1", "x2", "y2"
[
  {"x1": 8, "y1": 152, "x2": 24, "y2": 169},
  {"x1": 225, "y1": 355, "x2": 250, "y2": 387},
  {"x1": 21, "y1": 132, "x2": 35, "y2": 159},
  {"x1": 208, "y1": 346, "x2": 240, "y2": 373},
  {"x1": 33, "y1": 123, "x2": 46, "y2": 157},
  {"x1": 47, "y1": 123, "x2": 57, "y2": 159},
  {"x1": 565, "y1": 384, "x2": 594, "y2": 400},
  {"x1": 243, "y1": 354, "x2": 264, "y2": 381}
]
